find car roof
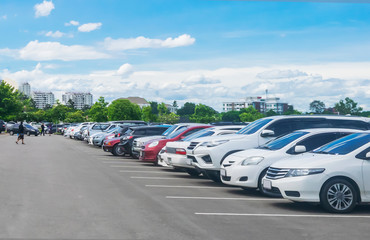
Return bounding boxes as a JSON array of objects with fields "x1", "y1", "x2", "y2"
[
  {"x1": 263, "y1": 115, "x2": 370, "y2": 122},
  {"x1": 294, "y1": 128, "x2": 363, "y2": 134}
]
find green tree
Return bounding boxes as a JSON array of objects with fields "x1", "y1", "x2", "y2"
[
  {"x1": 158, "y1": 112, "x2": 180, "y2": 124},
  {"x1": 265, "y1": 109, "x2": 278, "y2": 117},
  {"x1": 334, "y1": 97, "x2": 363, "y2": 115},
  {"x1": 239, "y1": 106, "x2": 264, "y2": 122},
  {"x1": 190, "y1": 104, "x2": 219, "y2": 123},
  {"x1": 150, "y1": 102, "x2": 159, "y2": 115},
  {"x1": 89, "y1": 96, "x2": 108, "y2": 122},
  {"x1": 0, "y1": 81, "x2": 23, "y2": 121},
  {"x1": 158, "y1": 102, "x2": 169, "y2": 115},
  {"x1": 67, "y1": 99, "x2": 75, "y2": 110},
  {"x1": 107, "y1": 99, "x2": 141, "y2": 121},
  {"x1": 309, "y1": 100, "x2": 325, "y2": 114},
  {"x1": 173, "y1": 100, "x2": 178, "y2": 108},
  {"x1": 177, "y1": 102, "x2": 196, "y2": 116},
  {"x1": 51, "y1": 103, "x2": 69, "y2": 123},
  {"x1": 64, "y1": 111, "x2": 86, "y2": 123},
  {"x1": 221, "y1": 111, "x2": 240, "y2": 122},
  {"x1": 142, "y1": 106, "x2": 158, "y2": 122}
]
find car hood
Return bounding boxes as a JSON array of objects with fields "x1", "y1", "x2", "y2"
[
  {"x1": 136, "y1": 135, "x2": 165, "y2": 143},
  {"x1": 270, "y1": 153, "x2": 340, "y2": 169},
  {"x1": 190, "y1": 133, "x2": 246, "y2": 143}
]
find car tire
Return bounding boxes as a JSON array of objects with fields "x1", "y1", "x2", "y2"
[
  {"x1": 185, "y1": 168, "x2": 201, "y2": 177},
  {"x1": 27, "y1": 131, "x2": 31, "y2": 136},
  {"x1": 10, "y1": 130, "x2": 14, "y2": 135},
  {"x1": 320, "y1": 178, "x2": 358, "y2": 213},
  {"x1": 112, "y1": 144, "x2": 125, "y2": 156},
  {"x1": 205, "y1": 170, "x2": 221, "y2": 182}
]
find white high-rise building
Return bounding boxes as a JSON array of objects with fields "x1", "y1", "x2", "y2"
[
  {"x1": 62, "y1": 92, "x2": 93, "y2": 110},
  {"x1": 32, "y1": 91, "x2": 55, "y2": 109},
  {"x1": 19, "y1": 82, "x2": 31, "y2": 97}
]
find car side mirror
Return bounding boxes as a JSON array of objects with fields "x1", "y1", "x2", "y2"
[
  {"x1": 294, "y1": 145, "x2": 306, "y2": 154},
  {"x1": 261, "y1": 129, "x2": 274, "y2": 137},
  {"x1": 366, "y1": 152, "x2": 370, "y2": 158}
]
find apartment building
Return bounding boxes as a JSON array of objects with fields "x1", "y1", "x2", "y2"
[
  {"x1": 223, "y1": 96, "x2": 290, "y2": 114},
  {"x1": 19, "y1": 82, "x2": 31, "y2": 97},
  {"x1": 32, "y1": 91, "x2": 55, "y2": 109},
  {"x1": 62, "y1": 92, "x2": 93, "y2": 110}
]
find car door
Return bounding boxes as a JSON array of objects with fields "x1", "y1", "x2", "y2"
[{"x1": 358, "y1": 147, "x2": 370, "y2": 198}]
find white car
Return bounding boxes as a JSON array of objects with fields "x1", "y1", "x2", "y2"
[
  {"x1": 221, "y1": 128, "x2": 360, "y2": 195},
  {"x1": 165, "y1": 126, "x2": 244, "y2": 176},
  {"x1": 262, "y1": 131, "x2": 370, "y2": 213},
  {"x1": 157, "y1": 146, "x2": 169, "y2": 167},
  {"x1": 187, "y1": 115, "x2": 370, "y2": 182}
]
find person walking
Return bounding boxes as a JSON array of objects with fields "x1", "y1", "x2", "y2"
[
  {"x1": 41, "y1": 123, "x2": 45, "y2": 136},
  {"x1": 48, "y1": 123, "x2": 53, "y2": 136},
  {"x1": 16, "y1": 121, "x2": 25, "y2": 144}
]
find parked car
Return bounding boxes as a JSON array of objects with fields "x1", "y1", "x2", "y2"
[
  {"x1": 102, "y1": 126, "x2": 139, "y2": 156},
  {"x1": 73, "y1": 126, "x2": 88, "y2": 140},
  {"x1": 140, "y1": 125, "x2": 211, "y2": 164},
  {"x1": 89, "y1": 125, "x2": 130, "y2": 147},
  {"x1": 263, "y1": 131, "x2": 370, "y2": 213},
  {"x1": 220, "y1": 128, "x2": 360, "y2": 195},
  {"x1": 0, "y1": 120, "x2": 5, "y2": 133},
  {"x1": 117, "y1": 125, "x2": 171, "y2": 156},
  {"x1": 6, "y1": 121, "x2": 16, "y2": 132},
  {"x1": 132, "y1": 123, "x2": 199, "y2": 158},
  {"x1": 7, "y1": 123, "x2": 40, "y2": 136},
  {"x1": 186, "y1": 115, "x2": 370, "y2": 182},
  {"x1": 164, "y1": 125, "x2": 244, "y2": 176}
]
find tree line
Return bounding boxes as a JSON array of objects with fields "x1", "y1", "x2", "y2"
[{"x1": 1, "y1": 81, "x2": 369, "y2": 124}]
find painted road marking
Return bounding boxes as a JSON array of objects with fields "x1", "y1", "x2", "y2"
[
  {"x1": 110, "y1": 165, "x2": 158, "y2": 168},
  {"x1": 120, "y1": 170, "x2": 185, "y2": 174},
  {"x1": 166, "y1": 196, "x2": 287, "y2": 201},
  {"x1": 146, "y1": 185, "x2": 236, "y2": 189},
  {"x1": 131, "y1": 176, "x2": 202, "y2": 180},
  {"x1": 194, "y1": 213, "x2": 370, "y2": 218}
]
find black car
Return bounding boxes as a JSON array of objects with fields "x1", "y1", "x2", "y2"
[
  {"x1": 118, "y1": 125, "x2": 171, "y2": 157},
  {"x1": 7, "y1": 123, "x2": 40, "y2": 136},
  {"x1": 0, "y1": 120, "x2": 5, "y2": 133}
]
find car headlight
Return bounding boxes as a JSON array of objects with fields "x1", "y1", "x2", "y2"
[
  {"x1": 200, "y1": 140, "x2": 229, "y2": 147},
  {"x1": 148, "y1": 141, "x2": 159, "y2": 148},
  {"x1": 285, "y1": 168, "x2": 325, "y2": 177},
  {"x1": 241, "y1": 156, "x2": 264, "y2": 166}
]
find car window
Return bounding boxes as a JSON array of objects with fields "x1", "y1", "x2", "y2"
[
  {"x1": 146, "y1": 128, "x2": 167, "y2": 135},
  {"x1": 295, "y1": 132, "x2": 351, "y2": 152},
  {"x1": 328, "y1": 120, "x2": 370, "y2": 130},
  {"x1": 166, "y1": 127, "x2": 189, "y2": 139},
  {"x1": 183, "y1": 129, "x2": 215, "y2": 141},
  {"x1": 259, "y1": 131, "x2": 308, "y2": 150},
  {"x1": 265, "y1": 119, "x2": 294, "y2": 137},
  {"x1": 313, "y1": 133, "x2": 370, "y2": 155},
  {"x1": 182, "y1": 128, "x2": 206, "y2": 137},
  {"x1": 236, "y1": 118, "x2": 273, "y2": 135},
  {"x1": 133, "y1": 129, "x2": 146, "y2": 135}
]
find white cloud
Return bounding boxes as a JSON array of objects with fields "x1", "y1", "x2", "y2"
[
  {"x1": 116, "y1": 63, "x2": 133, "y2": 78},
  {"x1": 103, "y1": 34, "x2": 195, "y2": 51},
  {"x1": 65, "y1": 20, "x2": 79, "y2": 26},
  {"x1": 257, "y1": 69, "x2": 308, "y2": 79},
  {"x1": 182, "y1": 75, "x2": 221, "y2": 85},
  {"x1": 18, "y1": 40, "x2": 110, "y2": 61},
  {"x1": 45, "y1": 31, "x2": 65, "y2": 38},
  {"x1": 34, "y1": 0, "x2": 55, "y2": 18},
  {"x1": 78, "y1": 22, "x2": 102, "y2": 32}
]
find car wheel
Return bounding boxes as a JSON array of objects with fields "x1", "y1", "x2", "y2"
[
  {"x1": 185, "y1": 168, "x2": 201, "y2": 177},
  {"x1": 27, "y1": 131, "x2": 31, "y2": 136},
  {"x1": 112, "y1": 144, "x2": 125, "y2": 156},
  {"x1": 320, "y1": 178, "x2": 358, "y2": 213},
  {"x1": 205, "y1": 170, "x2": 221, "y2": 182},
  {"x1": 10, "y1": 130, "x2": 14, "y2": 135}
]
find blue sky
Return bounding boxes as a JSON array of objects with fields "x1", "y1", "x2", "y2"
[{"x1": 1, "y1": 0, "x2": 370, "y2": 112}]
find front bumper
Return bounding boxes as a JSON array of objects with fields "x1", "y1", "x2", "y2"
[{"x1": 220, "y1": 165, "x2": 262, "y2": 188}]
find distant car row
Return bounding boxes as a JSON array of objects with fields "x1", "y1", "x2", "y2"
[{"x1": 64, "y1": 115, "x2": 370, "y2": 213}]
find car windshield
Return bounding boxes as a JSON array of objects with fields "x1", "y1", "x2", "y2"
[
  {"x1": 106, "y1": 127, "x2": 120, "y2": 134},
  {"x1": 236, "y1": 118, "x2": 273, "y2": 135},
  {"x1": 166, "y1": 127, "x2": 188, "y2": 139},
  {"x1": 259, "y1": 131, "x2": 308, "y2": 150},
  {"x1": 313, "y1": 133, "x2": 370, "y2": 155},
  {"x1": 183, "y1": 128, "x2": 215, "y2": 141},
  {"x1": 92, "y1": 124, "x2": 110, "y2": 130},
  {"x1": 24, "y1": 124, "x2": 33, "y2": 129},
  {"x1": 162, "y1": 125, "x2": 177, "y2": 136}
]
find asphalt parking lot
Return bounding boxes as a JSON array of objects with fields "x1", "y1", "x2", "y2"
[{"x1": 1, "y1": 133, "x2": 370, "y2": 240}]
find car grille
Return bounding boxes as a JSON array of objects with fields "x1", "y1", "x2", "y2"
[
  {"x1": 166, "y1": 147, "x2": 176, "y2": 154},
  {"x1": 266, "y1": 167, "x2": 289, "y2": 180},
  {"x1": 187, "y1": 142, "x2": 199, "y2": 150}
]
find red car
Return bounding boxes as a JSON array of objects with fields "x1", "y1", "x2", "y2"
[
  {"x1": 103, "y1": 136, "x2": 125, "y2": 156},
  {"x1": 140, "y1": 125, "x2": 211, "y2": 164}
]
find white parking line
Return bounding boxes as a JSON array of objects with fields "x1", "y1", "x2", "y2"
[
  {"x1": 110, "y1": 165, "x2": 157, "y2": 168},
  {"x1": 120, "y1": 170, "x2": 185, "y2": 174},
  {"x1": 166, "y1": 196, "x2": 287, "y2": 201},
  {"x1": 195, "y1": 213, "x2": 370, "y2": 218},
  {"x1": 146, "y1": 185, "x2": 236, "y2": 189},
  {"x1": 102, "y1": 161, "x2": 143, "y2": 164},
  {"x1": 131, "y1": 176, "x2": 202, "y2": 180}
]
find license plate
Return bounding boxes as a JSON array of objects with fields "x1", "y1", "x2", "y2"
[
  {"x1": 263, "y1": 179, "x2": 272, "y2": 190},
  {"x1": 186, "y1": 158, "x2": 192, "y2": 165},
  {"x1": 220, "y1": 168, "x2": 227, "y2": 177}
]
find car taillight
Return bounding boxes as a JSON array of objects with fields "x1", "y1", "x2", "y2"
[
  {"x1": 118, "y1": 133, "x2": 121, "y2": 137},
  {"x1": 175, "y1": 148, "x2": 186, "y2": 155}
]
